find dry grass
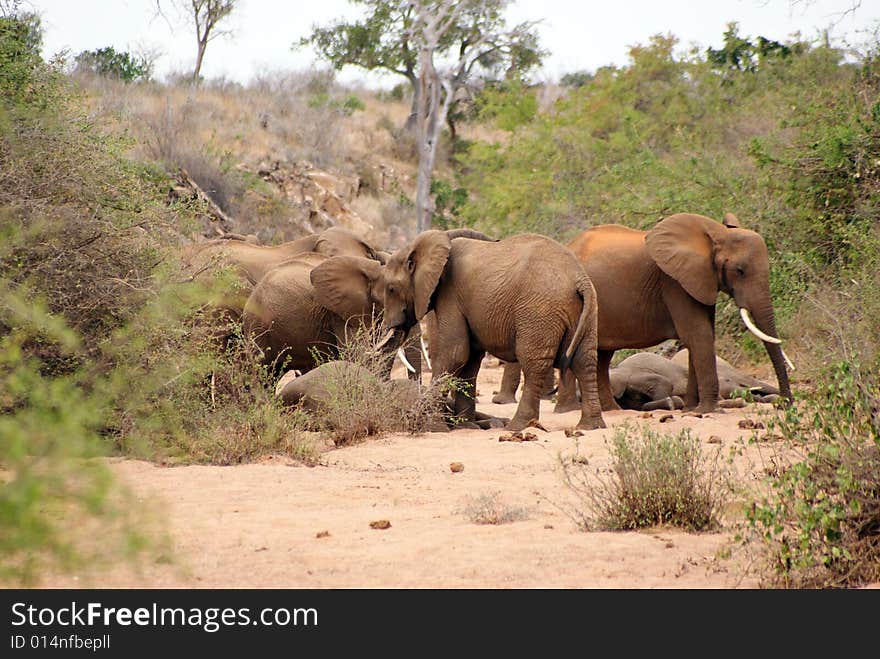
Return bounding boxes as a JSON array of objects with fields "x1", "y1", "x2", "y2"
[
  {"x1": 460, "y1": 491, "x2": 530, "y2": 525},
  {"x1": 295, "y1": 323, "x2": 456, "y2": 446},
  {"x1": 558, "y1": 423, "x2": 737, "y2": 532}
]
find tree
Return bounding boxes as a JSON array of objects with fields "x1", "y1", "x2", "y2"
[
  {"x1": 407, "y1": 0, "x2": 543, "y2": 231},
  {"x1": 299, "y1": 0, "x2": 544, "y2": 132},
  {"x1": 157, "y1": 1, "x2": 236, "y2": 83},
  {"x1": 74, "y1": 46, "x2": 152, "y2": 82}
]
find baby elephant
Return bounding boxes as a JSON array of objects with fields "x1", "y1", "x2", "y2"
[{"x1": 611, "y1": 351, "x2": 779, "y2": 412}]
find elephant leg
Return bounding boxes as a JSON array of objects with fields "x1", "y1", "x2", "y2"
[
  {"x1": 540, "y1": 368, "x2": 556, "y2": 400},
  {"x1": 492, "y1": 361, "x2": 521, "y2": 404},
  {"x1": 596, "y1": 349, "x2": 620, "y2": 412},
  {"x1": 507, "y1": 355, "x2": 553, "y2": 432},
  {"x1": 667, "y1": 292, "x2": 720, "y2": 413},
  {"x1": 569, "y1": 339, "x2": 606, "y2": 431},
  {"x1": 450, "y1": 349, "x2": 484, "y2": 422},
  {"x1": 554, "y1": 368, "x2": 580, "y2": 413}
]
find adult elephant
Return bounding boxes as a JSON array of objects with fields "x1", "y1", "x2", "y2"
[
  {"x1": 497, "y1": 213, "x2": 793, "y2": 414},
  {"x1": 242, "y1": 253, "x2": 407, "y2": 377},
  {"x1": 381, "y1": 230, "x2": 605, "y2": 432},
  {"x1": 610, "y1": 350, "x2": 779, "y2": 412}
]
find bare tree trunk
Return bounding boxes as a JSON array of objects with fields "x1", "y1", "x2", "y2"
[
  {"x1": 403, "y1": 72, "x2": 419, "y2": 132},
  {"x1": 192, "y1": 38, "x2": 207, "y2": 83},
  {"x1": 414, "y1": 49, "x2": 438, "y2": 233}
]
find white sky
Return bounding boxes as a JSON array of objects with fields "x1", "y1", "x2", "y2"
[{"x1": 25, "y1": 0, "x2": 880, "y2": 87}]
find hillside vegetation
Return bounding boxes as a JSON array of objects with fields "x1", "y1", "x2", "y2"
[{"x1": 1, "y1": 12, "x2": 878, "y2": 588}]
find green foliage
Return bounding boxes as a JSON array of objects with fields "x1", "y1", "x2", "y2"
[
  {"x1": 0, "y1": 29, "x2": 312, "y2": 582},
  {"x1": 559, "y1": 70, "x2": 593, "y2": 88},
  {"x1": 743, "y1": 361, "x2": 880, "y2": 588},
  {"x1": 0, "y1": 11, "x2": 59, "y2": 107},
  {"x1": 457, "y1": 27, "x2": 880, "y2": 363},
  {"x1": 307, "y1": 91, "x2": 365, "y2": 115},
  {"x1": 74, "y1": 46, "x2": 151, "y2": 82},
  {"x1": 559, "y1": 423, "x2": 735, "y2": 531},
  {"x1": 706, "y1": 22, "x2": 795, "y2": 75},
  {"x1": 474, "y1": 79, "x2": 538, "y2": 131},
  {"x1": 430, "y1": 178, "x2": 468, "y2": 229},
  {"x1": 298, "y1": 0, "x2": 545, "y2": 101}
]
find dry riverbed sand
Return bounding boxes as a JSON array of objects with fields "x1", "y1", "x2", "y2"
[{"x1": 41, "y1": 360, "x2": 792, "y2": 589}]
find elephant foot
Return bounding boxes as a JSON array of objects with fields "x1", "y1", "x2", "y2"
[
  {"x1": 492, "y1": 392, "x2": 517, "y2": 404},
  {"x1": 601, "y1": 399, "x2": 622, "y2": 412},
  {"x1": 553, "y1": 400, "x2": 581, "y2": 414},
  {"x1": 692, "y1": 402, "x2": 725, "y2": 415},
  {"x1": 576, "y1": 414, "x2": 606, "y2": 431},
  {"x1": 756, "y1": 393, "x2": 779, "y2": 404},
  {"x1": 505, "y1": 417, "x2": 531, "y2": 432}
]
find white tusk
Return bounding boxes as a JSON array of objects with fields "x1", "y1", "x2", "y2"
[
  {"x1": 398, "y1": 347, "x2": 416, "y2": 374},
  {"x1": 420, "y1": 335, "x2": 432, "y2": 371},
  {"x1": 782, "y1": 349, "x2": 795, "y2": 372},
  {"x1": 376, "y1": 328, "x2": 396, "y2": 351},
  {"x1": 740, "y1": 308, "x2": 781, "y2": 344}
]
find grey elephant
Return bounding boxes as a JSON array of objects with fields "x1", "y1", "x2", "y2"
[
  {"x1": 180, "y1": 226, "x2": 386, "y2": 331},
  {"x1": 275, "y1": 361, "x2": 505, "y2": 431},
  {"x1": 497, "y1": 213, "x2": 793, "y2": 414},
  {"x1": 610, "y1": 350, "x2": 780, "y2": 412},
  {"x1": 242, "y1": 252, "x2": 408, "y2": 377},
  {"x1": 381, "y1": 230, "x2": 605, "y2": 432}
]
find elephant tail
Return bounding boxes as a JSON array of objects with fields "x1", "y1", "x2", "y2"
[{"x1": 560, "y1": 275, "x2": 598, "y2": 376}]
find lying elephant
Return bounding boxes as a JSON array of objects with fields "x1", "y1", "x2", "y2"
[
  {"x1": 275, "y1": 361, "x2": 507, "y2": 431},
  {"x1": 610, "y1": 351, "x2": 780, "y2": 411}
]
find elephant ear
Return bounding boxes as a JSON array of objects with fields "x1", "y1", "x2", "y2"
[
  {"x1": 722, "y1": 212, "x2": 741, "y2": 228},
  {"x1": 408, "y1": 230, "x2": 451, "y2": 320},
  {"x1": 310, "y1": 256, "x2": 382, "y2": 319},
  {"x1": 645, "y1": 213, "x2": 725, "y2": 306},
  {"x1": 314, "y1": 227, "x2": 382, "y2": 262}
]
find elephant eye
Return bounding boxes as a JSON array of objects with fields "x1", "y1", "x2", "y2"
[
  {"x1": 736, "y1": 265, "x2": 746, "y2": 276},
  {"x1": 388, "y1": 285, "x2": 395, "y2": 295}
]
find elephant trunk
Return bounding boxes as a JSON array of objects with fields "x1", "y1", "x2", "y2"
[{"x1": 739, "y1": 304, "x2": 792, "y2": 402}]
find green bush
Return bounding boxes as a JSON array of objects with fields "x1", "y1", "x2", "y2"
[
  {"x1": 742, "y1": 361, "x2": 880, "y2": 588},
  {"x1": 559, "y1": 423, "x2": 736, "y2": 531},
  {"x1": 73, "y1": 46, "x2": 151, "y2": 82}
]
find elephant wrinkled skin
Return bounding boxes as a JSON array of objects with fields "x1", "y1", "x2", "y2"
[
  {"x1": 242, "y1": 253, "x2": 406, "y2": 377},
  {"x1": 610, "y1": 351, "x2": 779, "y2": 412},
  {"x1": 499, "y1": 213, "x2": 792, "y2": 414},
  {"x1": 382, "y1": 231, "x2": 605, "y2": 432}
]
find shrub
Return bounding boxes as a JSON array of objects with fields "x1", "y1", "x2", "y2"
[
  {"x1": 460, "y1": 491, "x2": 529, "y2": 525},
  {"x1": 295, "y1": 323, "x2": 456, "y2": 446},
  {"x1": 73, "y1": 46, "x2": 151, "y2": 82},
  {"x1": 559, "y1": 423, "x2": 736, "y2": 531},
  {"x1": 741, "y1": 360, "x2": 880, "y2": 588}
]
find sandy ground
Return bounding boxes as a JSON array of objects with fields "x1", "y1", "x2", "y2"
[{"x1": 38, "y1": 360, "x2": 790, "y2": 589}]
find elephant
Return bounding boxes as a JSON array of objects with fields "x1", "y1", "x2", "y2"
[
  {"x1": 609, "y1": 351, "x2": 780, "y2": 412},
  {"x1": 381, "y1": 230, "x2": 606, "y2": 432},
  {"x1": 274, "y1": 360, "x2": 506, "y2": 431},
  {"x1": 242, "y1": 252, "x2": 408, "y2": 378},
  {"x1": 496, "y1": 213, "x2": 793, "y2": 414},
  {"x1": 179, "y1": 226, "x2": 386, "y2": 329}
]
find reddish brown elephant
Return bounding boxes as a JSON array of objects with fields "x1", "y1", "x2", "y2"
[{"x1": 496, "y1": 213, "x2": 793, "y2": 414}]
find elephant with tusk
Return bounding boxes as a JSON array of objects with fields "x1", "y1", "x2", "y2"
[{"x1": 497, "y1": 212, "x2": 793, "y2": 414}]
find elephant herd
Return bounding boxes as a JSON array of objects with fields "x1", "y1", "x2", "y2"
[{"x1": 180, "y1": 211, "x2": 793, "y2": 434}]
